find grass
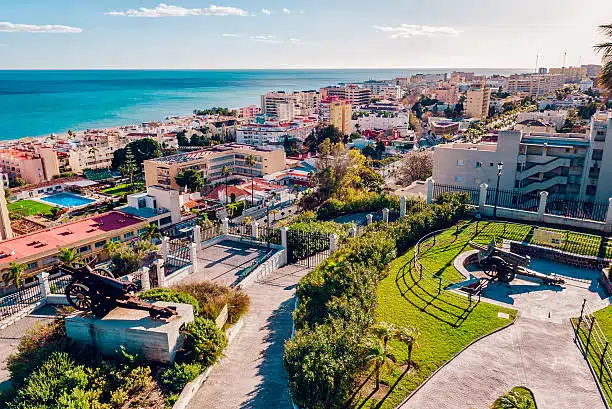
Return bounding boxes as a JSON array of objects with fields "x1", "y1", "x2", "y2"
[
  {"x1": 7, "y1": 199, "x2": 56, "y2": 217},
  {"x1": 491, "y1": 386, "x2": 537, "y2": 408},
  {"x1": 100, "y1": 182, "x2": 145, "y2": 197},
  {"x1": 357, "y1": 222, "x2": 519, "y2": 409}
]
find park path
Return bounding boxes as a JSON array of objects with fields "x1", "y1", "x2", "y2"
[
  {"x1": 186, "y1": 263, "x2": 311, "y2": 409},
  {"x1": 400, "y1": 274, "x2": 608, "y2": 409}
]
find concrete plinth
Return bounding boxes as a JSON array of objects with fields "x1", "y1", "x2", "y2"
[{"x1": 65, "y1": 301, "x2": 194, "y2": 364}]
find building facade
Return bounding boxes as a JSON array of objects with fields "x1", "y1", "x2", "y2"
[
  {"x1": 506, "y1": 74, "x2": 564, "y2": 97},
  {"x1": 465, "y1": 87, "x2": 492, "y2": 119},
  {"x1": 329, "y1": 100, "x2": 353, "y2": 135}
]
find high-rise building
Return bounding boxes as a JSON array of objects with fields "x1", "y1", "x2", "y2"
[
  {"x1": 549, "y1": 66, "x2": 588, "y2": 82},
  {"x1": 321, "y1": 85, "x2": 372, "y2": 106},
  {"x1": 329, "y1": 100, "x2": 353, "y2": 135},
  {"x1": 506, "y1": 74, "x2": 564, "y2": 97},
  {"x1": 465, "y1": 87, "x2": 492, "y2": 119},
  {"x1": 581, "y1": 64, "x2": 602, "y2": 78},
  {"x1": 261, "y1": 92, "x2": 297, "y2": 121}
]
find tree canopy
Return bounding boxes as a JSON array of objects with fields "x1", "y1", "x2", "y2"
[{"x1": 111, "y1": 138, "x2": 161, "y2": 170}]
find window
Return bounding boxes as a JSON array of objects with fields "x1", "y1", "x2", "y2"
[
  {"x1": 43, "y1": 257, "x2": 56, "y2": 265},
  {"x1": 592, "y1": 149, "x2": 604, "y2": 161},
  {"x1": 111, "y1": 236, "x2": 120, "y2": 242},
  {"x1": 456, "y1": 160, "x2": 464, "y2": 167},
  {"x1": 160, "y1": 216, "x2": 172, "y2": 226},
  {"x1": 27, "y1": 262, "x2": 38, "y2": 270},
  {"x1": 123, "y1": 232, "x2": 134, "y2": 239},
  {"x1": 95, "y1": 240, "x2": 106, "y2": 249},
  {"x1": 77, "y1": 245, "x2": 90, "y2": 254},
  {"x1": 138, "y1": 198, "x2": 147, "y2": 209},
  {"x1": 476, "y1": 161, "x2": 482, "y2": 168},
  {"x1": 455, "y1": 176, "x2": 462, "y2": 182},
  {"x1": 586, "y1": 185, "x2": 597, "y2": 196}
]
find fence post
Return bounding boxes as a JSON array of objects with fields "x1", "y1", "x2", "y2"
[
  {"x1": 578, "y1": 298, "x2": 587, "y2": 329},
  {"x1": 330, "y1": 233, "x2": 338, "y2": 253},
  {"x1": 155, "y1": 258, "x2": 166, "y2": 288},
  {"x1": 605, "y1": 198, "x2": 612, "y2": 233},
  {"x1": 349, "y1": 226, "x2": 357, "y2": 238},
  {"x1": 479, "y1": 183, "x2": 488, "y2": 215},
  {"x1": 161, "y1": 236, "x2": 170, "y2": 262},
  {"x1": 601, "y1": 341, "x2": 609, "y2": 382},
  {"x1": 140, "y1": 267, "x2": 151, "y2": 291},
  {"x1": 37, "y1": 271, "x2": 50, "y2": 298},
  {"x1": 281, "y1": 227, "x2": 288, "y2": 249},
  {"x1": 366, "y1": 214, "x2": 373, "y2": 225},
  {"x1": 221, "y1": 217, "x2": 229, "y2": 235},
  {"x1": 400, "y1": 196, "x2": 407, "y2": 218},
  {"x1": 537, "y1": 191, "x2": 548, "y2": 222},
  {"x1": 252, "y1": 221, "x2": 259, "y2": 240},
  {"x1": 426, "y1": 178, "x2": 435, "y2": 205},
  {"x1": 190, "y1": 242, "x2": 198, "y2": 273},
  {"x1": 193, "y1": 225, "x2": 202, "y2": 251},
  {"x1": 587, "y1": 316, "x2": 596, "y2": 355},
  {"x1": 382, "y1": 208, "x2": 389, "y2": 223}
]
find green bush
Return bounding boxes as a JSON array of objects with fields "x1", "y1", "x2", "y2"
[
  {"x1": 139, "y1": 288, "x2": 200, "y2": 315},
  {"x1": 160, "y1": 362, "x2": 203, "y2": 394},
  {"x1": 285, "y1": 193, "x2": 469, "y2": 409},
  {"x1": 172, "y1": 282, "x2": 249, "y2": 324},
  {"x1": 316, "y1": 193, "x2": 401, "y2": 220},
  {"x1": 182, "y1": 318, "x2": 227, "y2": 367}
]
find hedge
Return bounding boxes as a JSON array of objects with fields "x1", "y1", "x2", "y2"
[
  {"x1": 284, "y1": 193, "x2": 469, "y2": 409},
  {"x1": 316, "y1": 193, "x2": 401, "y2": 220}
]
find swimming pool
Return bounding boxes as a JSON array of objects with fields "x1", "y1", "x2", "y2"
[{"x1": 39, "y1": 192, "x2": 95, "y2": 208}]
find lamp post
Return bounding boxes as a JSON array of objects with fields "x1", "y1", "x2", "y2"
[{"x1": 493, "y1": 162, "x2": 503, "y2": 218}]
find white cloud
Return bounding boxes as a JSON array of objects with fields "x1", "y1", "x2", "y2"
[
  {"x1": 282, "y1": 8, "x2": 291, "y2": 15},
  {"x1": 373, "y1": 24, "x2": 460, "y2": 38},
  {"x1": 222, "y1": 33, "x2": 241, "y2": 37},
  {"x1": 249, "y1": 35, "x2": 284, "y2": 44},
  {"x1": 289, "y1": 38, "x2": 304, "y2": 45},
  {"x1": 106, "y1": 3, "x2": 249, "y2": 17},
  {"x1": 0, "y1": 21, "x2": 82, "y2": 33},
  {"x1": 261, "y1": 8, "x2": 272, "y2": 15}
]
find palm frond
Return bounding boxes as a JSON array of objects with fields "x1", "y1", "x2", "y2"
[
  {"x1": 599, "y1": 62, "x2": 612, "y2": 94},
  {"x1": 599, "y1": 24, "x2": 612, "y2": 37},
  {"x1": 594, "y1": 42, "x2": 612, "y2": 57}
]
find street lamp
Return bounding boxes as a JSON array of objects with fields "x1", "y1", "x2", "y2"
[{"x1": 493, "y1": 162, "x2": 503, "y2": 218}]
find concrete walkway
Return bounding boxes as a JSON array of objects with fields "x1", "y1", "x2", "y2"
[
  {"x1": 400, "y1": 272, "x2": 609, "y2": 409},
  {"x1": 187, "y1": 263, "x2": 311, "y2": 409}
]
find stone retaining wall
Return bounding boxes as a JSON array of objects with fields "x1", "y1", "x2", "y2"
[{"x1": 508, "y1": 241, "x2": 609, "y2": 270}]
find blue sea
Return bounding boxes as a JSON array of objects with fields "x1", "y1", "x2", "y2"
[{"x1": 0, "y1": 69, "x2": 526, "y2": 141}]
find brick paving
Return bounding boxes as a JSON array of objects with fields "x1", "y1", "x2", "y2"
[{"x1": 187, "y1": 264, "x2": 311, "y2": 409}]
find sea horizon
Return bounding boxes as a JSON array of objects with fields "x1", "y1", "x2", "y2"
[{"x1": 0, "y1": 68, "x2": 529, "y2": 141}]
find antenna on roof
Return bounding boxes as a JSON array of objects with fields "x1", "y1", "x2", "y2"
[
  {"x1": 562, "y1": 50, "x2": 567, "y2": 68},
  {"x1": 535, "y1": 52, "x2": 539, "y2": 74}
]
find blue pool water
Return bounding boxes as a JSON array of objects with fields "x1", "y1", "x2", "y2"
[{"x1": 40, "y1": 192, "x2": 95, "y2": 208}]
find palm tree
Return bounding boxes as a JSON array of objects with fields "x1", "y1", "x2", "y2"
[
  {"x1": 104, "y1": 241, "x2": 121, "y2": 256},
  {"x1": 175, "y1": 169, "x2": 204, "y2": 193},
  {"x1": 245, "y1": 154, "x2": 257, "y2": 207},
  {"x1": 493, "y1": 390, "x2": 533, "y2": 409},
  {"x1": 394, "y1": 325, "x2": 419, "y2": 370},
  {"x1": 221, "y1": 166, "x2": 232, "y2": 205},
  {"x1": 58, "y1": 247, "x2": 78, "y2": 267},
  {"x1": 140, "y1": 223, "x2": 161, "y2": 243},
  {"x1": 595, "y1": 24, "x2": 612, "y2": 94},
  {"x1": 5, "y1": 262, "x2": 26, "y2": 290},
  {"x1": 270, "y1": 209, "x2": 279, "y2": 222},
  {"x1": 372, "y1": 321, "x2": 397, "y2": 349},
  {"x1": 366, "y1": 340, "x2": 394, "y2": 390}
]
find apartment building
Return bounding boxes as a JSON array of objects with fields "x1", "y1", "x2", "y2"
[
  {"x1": 321, "y1": 85, "x2": 372, "y2": 106},
  {"x1": 329, "y1": 100, "x2": 353, "y2": 135},
  {"x1": 506, "y1": 74, "x2": 564, "y2": 97},
  {"x1": 363, "y1": 81, "x2": 402, "y2": 100},
  {"x1": 143, "y1": 144, "x2": 286, "y2": 190},
  {"x1": 0, "y1": 188, "x2": 13, "y2": 240},
  {"x1": 434, "y1": 85, "x2": 460, "y2": 105},
  {"x1": 582, "y1": 64, "x2": 602, "y2": 78},
  {"x1": 549, "y1": 66, "x2": 588, "y2": 82},
  {"x1": 0, "y1": 211, "x2": 148, "y2": 286},
  {"x1": 294, "y1": 90, "x2": 321, "y2": 116},
  {"x1": 236, "y1": 119, "x2": 317, "y2": 146},
  {"x1": 0, "y1": 147, "x2": 59, "y2": 185},
  {"x1": 261, "y1": 92, "x2": 297, "y2": 121},
  {"x1": 465, "y1": 87, "x2": 492, "y2": 119},
  {"x1": 432, "y1": 111, "x2": 612, "y2": 202}
]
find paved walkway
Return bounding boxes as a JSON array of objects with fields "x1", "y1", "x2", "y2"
[
  {"x1": 401, "y1": 268, "x2": 609, "y2": 409},
  {"x1": 187, "y1": 263, "x2": 311, "y2": 409}
]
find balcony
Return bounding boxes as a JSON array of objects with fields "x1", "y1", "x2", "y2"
[
  {"x1": 521, "y1": 175, "x2": 569, "y2": 194},
  {"x1": 517, "y1": 157, "x2": 570, "y2": 180}
]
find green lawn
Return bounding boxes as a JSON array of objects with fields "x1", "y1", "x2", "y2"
[
  {"x1": 359, "y1": 222, "x2": 519, "y2": 409},
  {"x1": 100, "y1": 182, "x2": 145, "y2": 197},
  {"x1": 7, "y1": 200, "x2": 56, "y2": 217}
]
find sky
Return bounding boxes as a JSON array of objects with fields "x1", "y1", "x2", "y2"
[{"x1": 0, "y1": 0, "x2": 609, "y2": 69}]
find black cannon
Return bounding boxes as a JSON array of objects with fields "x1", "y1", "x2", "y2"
[{"x1": 52, "y1": 262, "x2": 177, "y2": 320}]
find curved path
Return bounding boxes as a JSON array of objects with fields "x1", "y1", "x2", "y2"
[
  {"x1": 401, "y1": 260, "x2": 609, "y2": 409},
  {"x1": 187, "y1": 263, "x2": 311, "y2": 409}
]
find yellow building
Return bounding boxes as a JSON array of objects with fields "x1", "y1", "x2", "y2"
[
  {"x1": 549, "y1": 66, "x2": 587, "y2": 82},
  {"x1": 329, "y1": 100, "x2": 353, "y2": 135},
  {"x1": 465, "y1": 87, "x2": 492, "y2": 120},
  {"x1": 143, "y1": 144, "x2": 286, "y2": 190}
]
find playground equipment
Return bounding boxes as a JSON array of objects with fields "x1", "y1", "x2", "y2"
[
  {"x1": 52, "y1": 261, "x2": 177, "y2": 320},
  {"x1": 470, "y1": 240, "x2": 565, "y2": 286}
]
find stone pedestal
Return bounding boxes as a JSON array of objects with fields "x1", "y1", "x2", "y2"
[{"x1": 65, "y1": 301, "x2": 194, "y2": 364}]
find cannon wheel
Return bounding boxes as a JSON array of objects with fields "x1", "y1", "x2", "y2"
[
  {"x1": 65, "y1": 282, "x2": 93, "y2": 311},
  {"x1": 497, "y1": 267, "x2": 516, "y2": 283},
  {"x1": 482, "y1": 256, "x2": 507, "y2": 279}
]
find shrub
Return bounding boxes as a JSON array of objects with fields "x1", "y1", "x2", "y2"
[
  {"x1": 316, "y1": 193, "x2": 400, "y2": 220},
  {"x1": 139, "y1": 288, "x2": 200, "y2": 315},
  {"x1": 182, "y1": 318, "x2": 227, "y2": 367},
  {"x1": 160, "y1": 362, "x2": 203, "y2": 394},
  {"x1": 172, "y1": 282, "x2": 250, "y2": 324},
  {"x1": 110, "y1": 245, "x2": 141, "y2": 277}
]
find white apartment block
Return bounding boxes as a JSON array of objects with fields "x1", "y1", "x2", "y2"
[
  {"x1": 236, "y1": 120, "x2": 317, "y2": 146},
  {"x1": 363, "y1": 81, "x2": 402, "y2": 100},
  {"x1": 352, "y1": 113, "x2": 410, "y2": 136},
  {"x1": 261, "y1": 92, "x2": 297, "y2": 121},
  {"x1": 506, "y1": 74, "x2": 564, "y2": 97},
  {"x1": 68, "y1": 144, "x2": 116, "y2": 174},
  {"x1": 432, "y1": 111, "x2": 612, "y2": 202},
  {"x1": 465, "y1": 87, "x2": 492, "y2": 119}
]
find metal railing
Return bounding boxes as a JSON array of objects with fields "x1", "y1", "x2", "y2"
[
  {"x1": 0, "y1": 284, "x2": 43, "y2": 321},
  {"x1": 165, "y1": 239, "x2": 192, "y2": 277},
  {"x1": 201, "y1": 223, "x2": 223, "y2": 242},
  {"x1": 432, "y1": 183, "x2": 480, "y2": 206},
  {"x1": 546, "y1": 198, "x2": 608, "y2": 222},
  {"x1": 48, "y1": 274, "x2": 72, "y2": 295},
  {"x1": 575, "y1": 301, "x2": 612, "y2": 405},
  {"x1": 485, "y1": 188, "x2": 540, "y2": 212},
  {"x1": 228, "y1": 222, "x2": 252, "y2": 237}
]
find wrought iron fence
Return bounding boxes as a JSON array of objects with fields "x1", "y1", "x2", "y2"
[
  {"x1": 257, "y1": 226, "x2": 282, "y2": 246},
  {"x1": 485, "y1": 188, "x2": 540, "y2": 212},
  {"x1": 228, "y1": 222, "x2": 252, "y2": 237},
  {"x1": 201, "y1": 223, "x2": 223, "y2": 242},
  {"x1": 0, "y1": 283, "x2": 43, "y2": 321},
  {"x1": 545, "y1": 198, "x2": 608, "y2": 222},
  {"x1": 165, "y1": 239, "x2": 192, "y2": 276},
  {"x1": 432, "y1": 183, "x2": 480, "y2": 206},
  {"x1": 575, "y1": 301, "x2": 612, "y2": 403},
  {"x1": 287, "y1": 229, "x2": 330, "y2": 267},
  {"x1": 48, "y1": 274, "x2": 72, "y2": 295}
]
